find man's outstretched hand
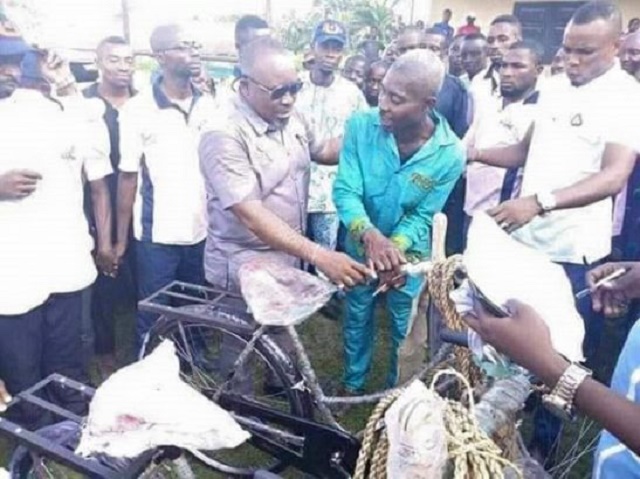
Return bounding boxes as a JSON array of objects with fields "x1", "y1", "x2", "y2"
[
  {"x1": 587, "y1": 262, "x2": 640, "y2": 317},
  {"x1": 463, "y1": 300, "x2": 568, "y2": 385}
]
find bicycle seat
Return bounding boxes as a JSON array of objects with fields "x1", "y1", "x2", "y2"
[{"x1": 239, "y1": 259, "x2": 336, "y2": 327}]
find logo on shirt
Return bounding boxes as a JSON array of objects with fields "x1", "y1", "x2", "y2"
[
  {"x1": 61, "y1": 146, "x2": 77, "y2": 162},
  {"x1": 410, "y1": 173, "x2": 435, "y2": 192},
  {"x1": 570, "y1": 113, "x2": 583, "y2": 127}
]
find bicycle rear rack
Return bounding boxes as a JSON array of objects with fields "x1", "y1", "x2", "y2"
[
  {"x1": 0, "y1": 374, "x2": 158, "y2": 479},
  {"x1": 138, "y1": 281, "x2": 256, "y2": 334}
]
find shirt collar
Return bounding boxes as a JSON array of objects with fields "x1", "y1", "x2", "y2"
[
  {"x1": 233, "y1": 94, "x2": 280, "y2": 136},
  {"x1": 373, "y1": 110, "x2": 457, "y2": 148},
  {"x1": 152, "y1": 76, "x2": 202, "y2": 111},
  {"x1": 83, "y1": 82, "x2": 137, "y2": 102}
]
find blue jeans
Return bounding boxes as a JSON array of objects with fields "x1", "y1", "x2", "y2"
[
  {"x1": 532, "y1": 261, "x2": 604, "y2": 459},
  {"x1": 307, "y1": 212, "x2": 339, "y2": 251},
  {"x1": 135, "y1": 240, "x2": 205, "y2": 352}
]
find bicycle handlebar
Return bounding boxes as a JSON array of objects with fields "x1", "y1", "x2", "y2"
[{"x1": 439, "y1": 328, "x2": 469, "y2": 348}]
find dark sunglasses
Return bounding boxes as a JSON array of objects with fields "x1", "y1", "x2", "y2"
[{"x1": 244, "y1": 75, "x2": 304, "y2": 100}]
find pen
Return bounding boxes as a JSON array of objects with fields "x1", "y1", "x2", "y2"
[{"x1": 575, "y1": 268, "x2": 627, "y2": 299}]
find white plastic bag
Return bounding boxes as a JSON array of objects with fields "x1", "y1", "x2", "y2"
[
  {"x1": 461, "y1": 213, "x2": 585, "y2": 363},
  {"x1": 385, "y1": 380, "x2": 448, "y2": 479},
  {"x1": 76, "y1": 340, "x2": 250, "y2": 458},
  {"x1": 239, "y1": 259, "x2": 337, "y2": 326}
]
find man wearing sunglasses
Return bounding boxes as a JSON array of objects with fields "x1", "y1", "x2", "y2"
[
  {"x1": 200, "y1": 37, "x2": 371, "y2": 394},
  {"x1": 297, "y1": 20, "x2": 367, "y2": 258},
  {"x1": 200, "y1": 36, "x2": 370, "y2": 293}
]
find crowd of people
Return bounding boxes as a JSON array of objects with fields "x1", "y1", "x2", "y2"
[{"x1": 2, "y1": 1, "x2": 640, "y2": 477}]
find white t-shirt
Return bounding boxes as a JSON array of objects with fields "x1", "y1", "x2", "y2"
[
  {"x1": 469, "y1": 66, "x2": 499, "y2": 121},
  {"x1": 0, "y1": 90, "x2": 109, "y2": 314},
  {"x1": 514, "y1": 66, "x2": 640, "y2": 264},
  {"x1": 464, "y1": 93, "x2": 537, "y2": 215},
  {"x1": 296, "y1": 74, "x2": 366, "y2": 214},
  {"x1": 119, "y1": 86, "x2": 218, "y2": 245}
]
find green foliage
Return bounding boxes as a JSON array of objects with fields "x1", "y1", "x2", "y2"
[{"x1": 279, "y1": 0, "x2": 399, "y2": 54}]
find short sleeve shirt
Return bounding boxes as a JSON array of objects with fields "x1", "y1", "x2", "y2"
[
  {"x1": 514, "y1": 66, "x2": 640, "y2": 263},
  {"x1": 464, "y1": 93, "x2": 537, "y2": 215},
  {"x1": 296, "y1": 73, "x2": 367, "y2": 213},
  {"x1": 593, "y1": 319, "x2": 640, "y2": 479},
  {"x1": 199, "y1": 94, "x2": 321, "y2": 292},
  {"x1": 118, "y1": 82, "x2": 216, "y2": 245},
  {"x1": 0, "y1": 90, "x2": 103, "y2": 314}
]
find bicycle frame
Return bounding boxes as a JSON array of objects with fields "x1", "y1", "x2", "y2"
[
  {"x1": 139, "y1": 281, "x2": 457, "y2": 430},
  {"x1": 0, "y1": 374, "x2": 161, "y2": 479}
]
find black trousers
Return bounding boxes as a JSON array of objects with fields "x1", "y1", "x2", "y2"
[
  {"x1": 91, "y1": 243, "x2": 137, "y2": 355},
  {"x1": 0, "y1": 290, "x2": 89, "y2": 429}
]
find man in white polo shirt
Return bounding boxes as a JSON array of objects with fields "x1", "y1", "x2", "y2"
[
  {"x1": 0, "y1": 35, "x2": 111, "y2": 428},
  {"x1": 464, "y1": 40, "x2": 542, "y2": 232},
  {"x1": 117, "y1": 24, "x2": 217, "y2": 350},
  {"x1": 469, "y1": 1, "x2": 639, "y2": 462}
]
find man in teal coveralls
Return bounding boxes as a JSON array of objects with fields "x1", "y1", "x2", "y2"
[{"x1": 333, "y1": 49, "x2": 465, "y2": 392}]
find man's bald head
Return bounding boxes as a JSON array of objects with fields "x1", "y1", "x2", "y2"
[
  {"x1": 378, "y1": 49, "x2": 444, "y2": 134},
  {"x1": 150, "y1": 24, "x2": 183, "y2": 52},
  {"x1": 389, "y1": 49, "x2": 445, "y2": 100},
  {"x1": 239, "y1": 36, "x2": 295, "y2": 79}
]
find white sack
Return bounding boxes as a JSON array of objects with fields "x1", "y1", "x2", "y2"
[{"x1": 76, "y1": 340, "x2": 249, "y2": 458}]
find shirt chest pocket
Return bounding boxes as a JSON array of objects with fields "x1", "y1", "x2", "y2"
[
  {"x1": 401, "y1": 172, "x2": 434, "y2": 209},
  {"x1": 250, "y1": 140, "x2": 292, "y2": 196}
]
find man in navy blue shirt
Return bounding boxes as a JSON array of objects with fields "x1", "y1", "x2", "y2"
[{"x1": 433, "y1": 9, "x2": 455, "y2": 43}]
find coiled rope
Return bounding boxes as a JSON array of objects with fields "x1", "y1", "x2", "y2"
[
  {"x1": 354, "y1": 257, "x2": 522, "y2": 478},
  {"x1": 426, "y1": 255, "x2": 484, "y2": 387},
  {"x1": 354, "y1": 369, "x2": 522, "y2": 479}
]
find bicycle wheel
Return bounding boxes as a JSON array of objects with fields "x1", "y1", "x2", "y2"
[
  {"x1": 545, "y1": 414, "x2": 600, "y2": 478},
  {"x1": 142, "y1": 312, "x2": 314, "y2": 477}
]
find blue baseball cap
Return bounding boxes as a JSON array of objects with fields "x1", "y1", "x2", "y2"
[
  {"x1": 0, "y1": 35, "x2": 32, "y2": 57},
  {"x1": 312, "y1": 20, "x2": 347, "y2": 46}
]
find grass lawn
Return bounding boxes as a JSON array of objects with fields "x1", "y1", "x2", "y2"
[{"x1": 0, "y1": 301, "x2": 629, "y2": 478}]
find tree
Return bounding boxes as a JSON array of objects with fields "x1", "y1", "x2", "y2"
[
  {"x1": 351, "y1": 0, "x2": 400, "y2": 44},
  {"x1": 278, "y1": 0, "x2": 399, "y2": 53}
]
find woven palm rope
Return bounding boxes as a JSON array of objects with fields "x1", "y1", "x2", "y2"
[
  {"x1": 426, "y1": 255, "x2": 484, "y2": 387},
  {"x1": 353, "y1": 369, "x2": 522, "y2": 479}
]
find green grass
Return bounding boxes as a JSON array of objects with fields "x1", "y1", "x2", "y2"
[{"x1": 0, "y1": 304, "x2": 628, "y2": 478}]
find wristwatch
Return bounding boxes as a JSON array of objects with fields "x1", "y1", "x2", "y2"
[
  {"x1": 542, "y1": 363, "x2": 591, "y2": 420},
  {"x1": 535, "y1": 191, "x2": 557, "y2": 214}
]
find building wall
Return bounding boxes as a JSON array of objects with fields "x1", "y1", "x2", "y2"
[{"x1": 426, "y1": 0, "x2": 640, "y2": 32}]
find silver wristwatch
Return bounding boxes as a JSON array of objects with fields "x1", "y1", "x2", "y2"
[
  {"x1": 542, "y1": 363, "x2": 591, "y2": 420},
  {"x1": 535, "y1": 191, "x2": 557, "y2": 214}
]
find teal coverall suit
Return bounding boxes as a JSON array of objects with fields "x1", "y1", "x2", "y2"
[{"x1": 333, "y1": 109, "x2": 465, "y2": 391}]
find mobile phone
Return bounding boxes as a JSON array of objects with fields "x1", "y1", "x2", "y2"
[{"x1": 468, "y1": 279, "x2": 509, "y2": 318}]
